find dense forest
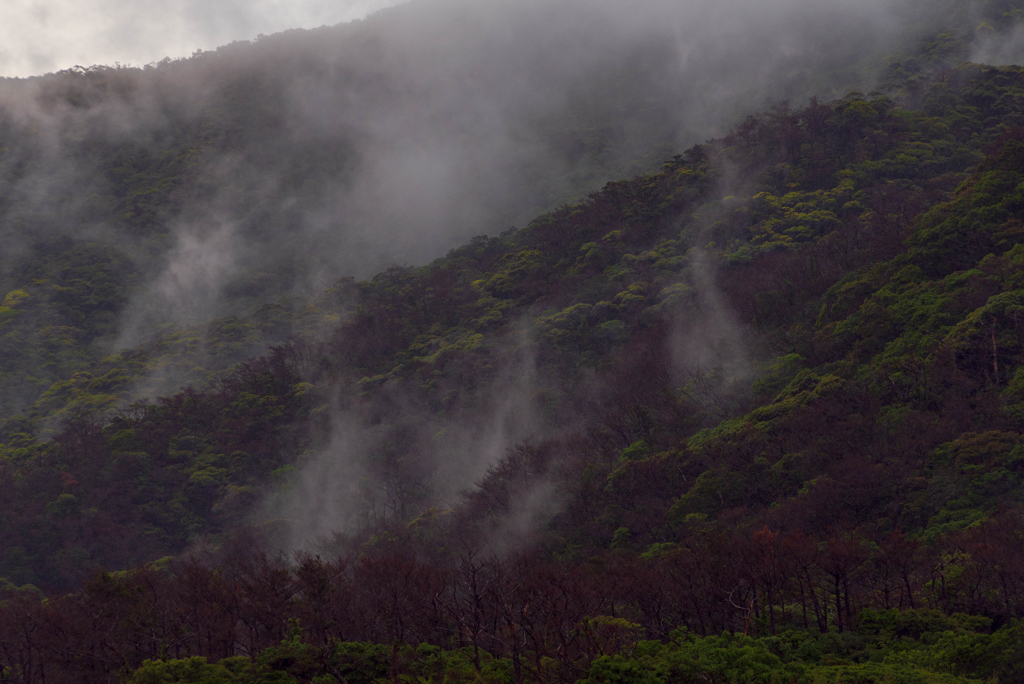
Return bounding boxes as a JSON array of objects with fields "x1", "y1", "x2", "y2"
[{"x1": 3, "y1": 0, "x2": 1024, "y2": 682}]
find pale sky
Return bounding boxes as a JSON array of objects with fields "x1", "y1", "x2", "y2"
[{"x1": 0, "y1": 0, "x2": 401, "y2": 77}]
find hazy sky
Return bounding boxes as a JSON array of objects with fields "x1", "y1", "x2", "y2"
[{"x1": 0, "y1": 0, "x2": 401, "y2": 77}]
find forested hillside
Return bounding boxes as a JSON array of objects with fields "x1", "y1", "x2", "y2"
[
  {"x1": 0, "y1": 0, "x2": 1011, "y2": 422},
  {"x1": 3, "y1": 0, "x2": 1024, "y2": 682}
]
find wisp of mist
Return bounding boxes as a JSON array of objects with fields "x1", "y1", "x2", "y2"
[{"x1": 0, "y1": 0, "x2": 1018, "y2": 548}]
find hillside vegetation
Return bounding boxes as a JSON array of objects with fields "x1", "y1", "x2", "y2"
[
  {"x1": 0, "y1": 0, "x2": 1010, "y2": 420},
  {"x1": 3, "y1": 0, "x2": 1024, "y2": 682}
]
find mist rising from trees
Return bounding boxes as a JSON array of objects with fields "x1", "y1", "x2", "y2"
[
  {"x1": 0, "y1": 0, "x2": 1019, "y2": 556},
  {"x1": 0, "y1": 0, "x2": 983, "y2": 341}
]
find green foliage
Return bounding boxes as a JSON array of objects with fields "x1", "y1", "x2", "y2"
[
  {"x1": 5, "y1": 6, "x2": 1024, "y2": 602},
  {"x1": 580, "y1": 624, "x2": 1003, "y2": 684},
  {"x1": 128, "y1": 656, "x2": 288, "y2": 684},
  {"x1": 127, "y1": 640, "x2": 514, "y2": 684},
  {"x1": 122, "y1": 618, "x2": 1022, "y2": 684},
  {"x1": 8, "y1": 8, "x2": 1024, "y2": 684}
]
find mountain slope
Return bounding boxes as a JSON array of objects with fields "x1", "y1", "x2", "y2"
[
  {"x1": 2, "y1": 57, "x2": 1023, "y2": 589},
  {"x1": 4, "y1": 79, "x2": 1024, "y2": 677},
  {"x1": 0, "y1": 0, "x2": 1017, "y2": 423},
  {"x1": 2, "y1": 3, "x2": 1024, "y2": 682}
]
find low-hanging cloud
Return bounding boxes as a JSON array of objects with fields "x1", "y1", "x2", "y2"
[{"x1": 0, "y1": 0, "x2": 1014, "y2": 399}]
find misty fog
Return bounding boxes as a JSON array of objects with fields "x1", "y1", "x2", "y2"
[
  {"x1": 0, "y1": 0, "x2": 1019, "y2": 545},
  {"x1": 0, "y1": 0, "x2": 987, "y2": 341},
  {"x1": 274, "y1": 338, "x2": 544, "y2": 551}
]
